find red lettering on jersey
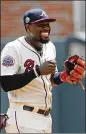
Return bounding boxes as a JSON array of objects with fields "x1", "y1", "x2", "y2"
[{"x1": 24, "y1": 59, "x2": 34, "y2": 72}]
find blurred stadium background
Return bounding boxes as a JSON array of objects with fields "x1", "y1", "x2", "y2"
[{"x1": 1, "y1": 1, "x2": 85, "y2": 133}]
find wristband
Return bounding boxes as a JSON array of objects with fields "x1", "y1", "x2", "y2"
[{"x1": 53, "y1": 72, "x2": 63, "y2": 85}]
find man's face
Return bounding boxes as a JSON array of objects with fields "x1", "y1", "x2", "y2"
[{"x1": 27, "y1": 21, "x2": 51, "y2": 43}]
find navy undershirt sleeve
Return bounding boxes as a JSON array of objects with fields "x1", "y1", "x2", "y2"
[
  {"x1": 53, "y1": 72, "x2": 63, "y2": 85},
  {"x1": 0, "y1": 69, "x2": 37, "y2": 92}
]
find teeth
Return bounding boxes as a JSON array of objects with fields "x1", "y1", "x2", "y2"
[{"x1": 41, "y1": 32, "x2": 48, "y2": 37}]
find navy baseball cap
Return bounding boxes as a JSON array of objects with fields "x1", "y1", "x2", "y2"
[{"x1": 23, "y1": 8, "x2": 56, "y2": 25}]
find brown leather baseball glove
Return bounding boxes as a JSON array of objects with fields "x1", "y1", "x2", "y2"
[{"x1": 60, "y1": 55, "x2": 86, "y2": 85}]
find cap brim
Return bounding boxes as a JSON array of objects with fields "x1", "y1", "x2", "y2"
[{"x1": 31, "y1": 18, "x2": 56, "y2": 24}]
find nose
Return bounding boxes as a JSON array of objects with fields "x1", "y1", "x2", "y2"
[{"x1": 42, "y1": 24, "x2": 51, "y2": 31}]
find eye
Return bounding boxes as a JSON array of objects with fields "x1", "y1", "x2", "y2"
[
  {"x1": 37, "y1": 24, "x2": 44, "y2": 27},
  {"x1": 37, "y1": 24, "x2": 49, "y2": 27}
]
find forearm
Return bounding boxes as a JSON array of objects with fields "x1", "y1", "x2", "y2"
[{"x1": 0, "y1": 69, "x2": 38, "y2": 92}]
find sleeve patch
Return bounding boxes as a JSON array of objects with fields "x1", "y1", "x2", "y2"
[{"x1": 2, "y1": 56, "x2": 15, "y2": 67}]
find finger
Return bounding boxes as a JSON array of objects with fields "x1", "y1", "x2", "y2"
[
  {"x1": 77, "y1": 58, "x2": 86, "y2": 69},
  {"x1": 74, "y1": 65, "x2": 84, "y2": 74},
  {"x1": 46, "y1": 69, "x2": 55, "y2": 74},
  {"x1": 49, "y1": 69, "x2": 56, "y2": 74},
  {"x1": 49, "y1": 67, "x2": 56, "y2": 73},
  {"x1": 48, "y1": 61, "x2": 56, "y2": 65},
  {"x1": 70, "y1": 76, "x2": 81, "y2": 83},
  {"x1": 66, "y1": 76, "x2": 74, "y2": 84},
  {"x1": 48, "y1": 64, "x2": 56, "y2": 68},
  {"x1": 70, "y1": 70, "x2": 83, "y2": 78},
  {"x1": 67, "y1": 76, "x2": 78, "y2": 84},
  {"x1": 49, "y1": 66, "x2": 56, "y2": 71},
  {"x1": 70, "y1": 76, "x2": 78, "y2": 81}
]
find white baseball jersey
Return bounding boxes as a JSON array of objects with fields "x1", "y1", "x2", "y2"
[{"x1": 1, "y1": 36, "x2": 58, "y2": 109}]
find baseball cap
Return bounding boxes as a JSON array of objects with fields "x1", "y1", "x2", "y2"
[{"x1": 23, "y1": 8, "x2": 56, "y2": 25}]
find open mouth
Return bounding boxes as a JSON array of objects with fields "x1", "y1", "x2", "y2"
[{"x1": 40, "y1": 31, "x2": 50, "y2": 39}]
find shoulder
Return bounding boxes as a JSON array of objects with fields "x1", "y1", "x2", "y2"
[
  {"x1": 46, "y1": 41, "x2": 56, "y2": 50},
  {"x1": 2, "y1": 36, "x2": 24, "y2": 52},
  {"x1": 6, "y1": 36, "x2": 24, "y2": 47},
  {"x1": 47, "y1": 41, "x2": 55, "y2": 47}
]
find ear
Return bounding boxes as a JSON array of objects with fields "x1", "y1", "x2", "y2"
[{"x1": 25, "y1": 24, "x2": 31, "y2": 32}]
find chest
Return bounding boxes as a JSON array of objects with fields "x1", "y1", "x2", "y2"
[{"x1": 18, "y1": 43, "x2": 55, "y2": 73}]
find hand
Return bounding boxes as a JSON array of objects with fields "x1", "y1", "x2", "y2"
[{"x1": 39, "y1": 60, "x2": 56, "y2": 75}]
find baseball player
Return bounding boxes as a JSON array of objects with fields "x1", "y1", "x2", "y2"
[{"x1": 0, "y1": 8, "x2": 85, "y2": 133}]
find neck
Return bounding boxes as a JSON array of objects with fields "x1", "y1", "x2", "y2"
[{"x1": 25, "y1": 35, "x2": 43, "y2": 55}]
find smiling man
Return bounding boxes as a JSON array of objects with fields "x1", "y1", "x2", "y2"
[{"x1": 1, "y1": 8, "x2": 85, "y2": 133}]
